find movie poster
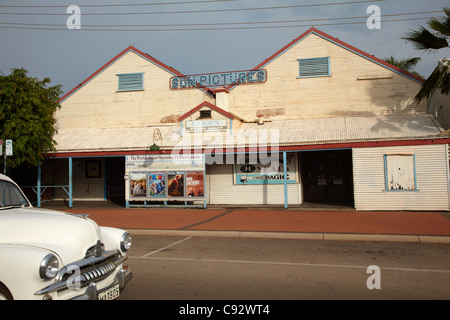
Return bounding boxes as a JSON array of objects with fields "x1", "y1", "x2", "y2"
[
  {"x1": 130, "y1": 172, "x2": 147, "y2": 197},
  {"x1": 148, "y1": 172, "x2": 166, "y2": 197},
  {"x1": 167, "y1": 172, "x2": 185, "y2": 197},
  {"x1": 186, "y1": 171, "x2": 204, "y2": 198}
]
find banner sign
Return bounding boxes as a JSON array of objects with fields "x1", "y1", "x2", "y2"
[
  {"x1": 170, "y1": 69, "x2": 267, "y2": 89},
  {"x1": 234, "y1": 153, "x2": 297, "y2": 185},
  {"x1": 126, "y1": 154, "x2": 205, "y2": 200}
]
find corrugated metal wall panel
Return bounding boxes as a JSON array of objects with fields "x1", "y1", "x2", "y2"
[
  {"x1": 207, "y1": 164, "x2": 301, "y2": 205},
  {"x1": 353, "y1": 145, "x2": 450, "y2": 211}
]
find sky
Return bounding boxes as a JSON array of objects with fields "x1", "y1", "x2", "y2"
[{"x1": 1, "y1": 0, "x2": 449, "y2": 95}]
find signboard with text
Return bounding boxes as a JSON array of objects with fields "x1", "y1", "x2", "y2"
[
  {"x1": 5, "y1": 140, "x2": 12, "y2": 156},
  {"x1": 185, "y1": 119, "x2": 227, "y2": 132},
  {"x1": 234, "y1": 153, "x2": 297, "y2": 185},
  {"x1": 170, "y1": 69, "x2": 267, "y2": 89}
]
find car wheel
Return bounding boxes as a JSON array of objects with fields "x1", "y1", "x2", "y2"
[{"x1": 0, "y1": 284, "x2": 13, "y2": 300}]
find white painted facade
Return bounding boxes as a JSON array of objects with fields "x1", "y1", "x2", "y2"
[
  {"x1": 207, "y1": 163, "x2": 301, "y2": 206},
  {"x1": 33, "y1": 27, "x2": 450, "y2": 210}
]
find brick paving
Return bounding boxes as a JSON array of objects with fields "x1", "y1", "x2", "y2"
[{"x1": 58, "y1": 206, "x2": 450, "y2": 237}]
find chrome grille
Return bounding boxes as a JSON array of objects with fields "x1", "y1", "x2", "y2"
[
  {"x1": 59, "y1": 250, "x2": 123, "y2": 286},
  {"x1": 35, "y1": 249, "x2": 127, "y2": 295},
  {"x1": 80, "y1": 261, "x2": 117, "y2": 282}
]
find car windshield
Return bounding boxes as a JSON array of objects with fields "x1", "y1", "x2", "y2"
[{"x1": 0, "y1": 180, "x2": 30, "y2": 208}]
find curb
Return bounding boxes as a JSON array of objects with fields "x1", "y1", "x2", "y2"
[{"x1": 125, "y1": 229, "x2": 450, "y2": 244}]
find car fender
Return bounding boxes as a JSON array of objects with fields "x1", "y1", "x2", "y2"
[
  {"x1": 100, "y1": 226, "x2": 130, "y2": 255},
  {"x1": 0, "y1": 245, "x2": 61, "y2": 300}
]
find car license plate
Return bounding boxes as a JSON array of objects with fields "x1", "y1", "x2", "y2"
[{"x1": 98, "y1": 283, "x2": 120, "y2": 300}]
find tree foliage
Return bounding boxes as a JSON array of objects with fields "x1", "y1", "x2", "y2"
[
  {"x1": 0, "y1": 68, "x2": 62, "y2": 169},
  {"x1": 384, "y1": 56, "x2": 423, "y2": 78},
  {"x1": 403, "y1": 7, "x2": 450, "y2": 102}
]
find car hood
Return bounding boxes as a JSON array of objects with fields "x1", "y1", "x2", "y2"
[{"x1": 0, "y1": 207, "x2": 102, "y2": 264}]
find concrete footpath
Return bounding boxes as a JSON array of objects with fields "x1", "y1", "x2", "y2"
[{"x1": 51, "y1": 203, "x2": 450, "y2": 244}]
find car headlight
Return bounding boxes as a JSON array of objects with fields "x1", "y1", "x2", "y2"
[
  {"x1": 39, "y1": 254, "x2": 59, "y2": 281},
  {"x1": 120, "y1": 232, "x2": 132, "y2": 252}
]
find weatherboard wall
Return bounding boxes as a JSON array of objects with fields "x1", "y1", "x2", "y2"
[
  {"x1": 227, "y1": 33, "x2": 427, "y2": 121},
  {"x1": 352, "y1": 144, "x2": 450, "y2": 211},
  {"x1": 207, "y1": 164, "x2": 301, "y2": 205},
  {"x1": 56, "y1": 50, "x2": 212, "y2": 129}
]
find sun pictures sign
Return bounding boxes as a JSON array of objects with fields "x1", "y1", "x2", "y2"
[
  {"x1": 170, "y1": 69, "x2": 267, "y2": 89},
  {"x1": 125, "y1": 154, "x2": 205, "y2": 202}
]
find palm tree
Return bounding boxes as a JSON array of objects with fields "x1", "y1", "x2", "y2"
[
  {"x1": 384, "y1": 56, "x2": 422, "y2": 78},
  {"x1": 403, "y1": 7, "x2": 450, "y2": 103}
]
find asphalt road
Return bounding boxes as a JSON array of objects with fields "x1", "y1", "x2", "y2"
[{"x1": 119, "y1": 235, "x2": 450, "y2": 301}]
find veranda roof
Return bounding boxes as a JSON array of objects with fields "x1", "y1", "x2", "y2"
[{"x1": 52, "y1": 113, "x2": 446, "y2": 154}]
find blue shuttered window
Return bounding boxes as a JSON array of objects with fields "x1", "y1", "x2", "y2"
[
  {"x1": 297, "y1": 57, "x2": 330, "y2": 78},
  {"x1": 117, "y1": 72, "x2": 144, "y2": 92}
]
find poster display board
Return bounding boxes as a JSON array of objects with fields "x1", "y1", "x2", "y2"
[{"x1": 125, "y1": 154, "x2": 205, "y2": 202}]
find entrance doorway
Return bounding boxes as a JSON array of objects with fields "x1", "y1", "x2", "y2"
[
  {"x1": 300, "y1": 150, "x2": 354, "y2": 206},
  {"x1": 106, "y1": 157, "x2": 125, "y2": 205}
]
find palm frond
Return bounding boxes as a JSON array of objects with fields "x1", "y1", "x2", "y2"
[
  {"x1": 384, "y1": 56, "x2": 422, "y2": 75},
  {"x1": 401, "y1": 57, "x2": 422, "y2": 71},
  {"x1": 403, "y1": 26, "x2": 449, "y2": 51},
  {"x1": 414, "y1": 65, "x2": 443, "y2": 103},
  {"x1": 428, "y1": 7, "x2": 450, "y2": 37},
  {"x1": 440, "y1": 71, "x2": 450, "y2": 95}
]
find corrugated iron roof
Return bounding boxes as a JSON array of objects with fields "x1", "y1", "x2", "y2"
[{"x1": 52, "y1": 114, "x2": 446, "y2": 153}]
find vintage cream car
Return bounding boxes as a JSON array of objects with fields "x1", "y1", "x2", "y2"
[{"x1": 0, "y1": 173, "x2": 132, "y2": 300}]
